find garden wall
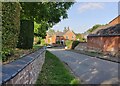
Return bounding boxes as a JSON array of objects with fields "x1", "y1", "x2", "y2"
[
  {"x1": 2, "y1": 48, "x2": 46, "y2": 84},
  {"x1": 87, "y1": 35, "x2": 120, "y2": 55}
]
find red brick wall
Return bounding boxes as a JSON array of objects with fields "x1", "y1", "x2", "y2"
[{"x1": 87, "y1": 35, "x2": 120, "y2": 54}]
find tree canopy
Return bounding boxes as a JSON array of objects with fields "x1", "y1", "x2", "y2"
[
  {"x1": 86, "y1": 24, "x2": 104, "y2": 33},
  {"x1": 20, "y1": 2, "x2": 74, "y2": 38}
]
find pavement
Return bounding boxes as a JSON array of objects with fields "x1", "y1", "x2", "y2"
[{"x1": 47, "y1": 47, "x2": 120, "y2": 84}]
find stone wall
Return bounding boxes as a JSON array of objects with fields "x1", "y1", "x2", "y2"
[
  {"x1": 2, "y1": 48, "x2": 46, "y2": 84},
  {"x1": 87, "y1": 35, "x2": 120, "y2": 55}
]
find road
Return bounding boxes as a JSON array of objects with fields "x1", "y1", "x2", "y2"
[{"x1": 47, "y1": 48, "x2": 119, "y2": 84}]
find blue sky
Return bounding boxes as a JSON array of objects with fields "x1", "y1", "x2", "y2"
[{"x1": 52, "y1": 2, "x2": 118, "y2": 33}]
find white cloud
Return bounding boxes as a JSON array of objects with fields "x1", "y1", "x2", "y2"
[{"x1": 78, "y1": 3, "x2": 104, "y2": 13}]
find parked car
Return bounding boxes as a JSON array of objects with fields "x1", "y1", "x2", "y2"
[{"x1": 46, "y1": 44, "x2": 52, "y2": 48}]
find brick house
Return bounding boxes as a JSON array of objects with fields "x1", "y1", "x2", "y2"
[{"x1": 45, "y1": 28, "x2": 76, "y2": 45}]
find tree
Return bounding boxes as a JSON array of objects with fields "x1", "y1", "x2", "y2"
[
  {"x1": 47, "y1": 29, "x2": 55, "y2": 36},
  {"x1": 18, "y1": 2, "x2": 74, "y2": 49},
  {"x1": 87, "y1": 24, "x2": 103, "y2": 33},
  {"x1": 20, "y1": 2, "x2": 74, "y2": 24},
  {"x1": 76, "y1": 33, "x2": 86, "y2": 42},
  {"x1": 20, "y1": 2, "x2": 74, "y2": 38},
  {"x1": 2, "y1": 2, "x2": 21, "y2": 59},
  {"x1": 34, "y1": 21, "x2": 48, "y2": 38}
]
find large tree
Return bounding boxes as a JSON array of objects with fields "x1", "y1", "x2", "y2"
[{"x1": 20, "y1": 2, "x2": 74, "y2": 38}]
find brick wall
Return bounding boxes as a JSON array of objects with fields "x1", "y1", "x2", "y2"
[
  {"x1": 2, "y1": 48, "x2": 46, "y2": 84},
  {"x1": 87, "y1": 35, "x2": 120, "y2": 55}
]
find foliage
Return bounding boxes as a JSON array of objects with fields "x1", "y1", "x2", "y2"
[
  {"x1": 20, "y1": 2, "x2": 74, "y2": 38},
  {"x1": 70, "y1": 79, "x2": 79, "y2": 84},
  {"x1": 34, "y1": 36, "x2": 46, "y2": 46},
  {"x1": 76, "y1": 33, "x2": 85, "y2": 41},
  {"x1": 34, "y1": 21, "x2": 48, "y2": 38},
  {"x1": 76, "y1": 33, "x2": 86, "y2": 42},
  {"x1": 0, "y1": 31, "x2": 2, "y2": 60},
  {"x1": 86, "y1": 24, "x2": 103, "y2": 33},
  {"x1": 17, "y1": 20, "x2": 34, "y2": 49},
  {"x1": 36, "y1": 51, "x2": 76, "y2": 84},
  {"x1": 2, "y1": 2, "x2": 20, "y2": 58},
  {"x1": 56, "y1": 41, "x2": 60, "y2": 44},
  {"x1": 71, "y1": 41, "x2": 80, "y2": 49},
  {"x1": 41, "y1": 39, "x2": 46, "y2": 46},
  {"x1": 47, "y1": 28, "x2": 55, "y2": 36},
  {"x1": 65, "y1": 40, "x2": 73, "y2": 49}
]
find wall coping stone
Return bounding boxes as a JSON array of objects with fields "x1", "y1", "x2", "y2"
[
  {"x1": 1, "y1": 47, "x2": 46, "y2": 84},
  {"x1": 88, "y1": 34, "x2": 120, "y2": 37}
]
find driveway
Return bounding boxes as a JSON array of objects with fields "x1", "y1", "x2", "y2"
[{"x1": 47, "y1": 48, "x2": 119, "y2": 84}]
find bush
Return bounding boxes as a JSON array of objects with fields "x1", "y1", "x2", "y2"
[
  {"x1": 56, "y1": 41, "x2": 60, "y2": 44},
  {"x1": 17, "y1": 20, "x2": 34, "y2": 49},
  {"x1": 41, "y1": 39, "x2": 46, "y2": 46},
  {"x1": 65, "y1": 40, "x2": 73, "y2": 49},
  {"x1": 2, "y1": 2, "x2": 21, "y2": 58},
  {"x1": 71, "y1": 41, "x2": 80, "y2": 49}
]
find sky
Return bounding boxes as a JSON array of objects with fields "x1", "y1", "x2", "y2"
[{"x1": 52, "y1": 2, "x2": 118, "y2": 33}]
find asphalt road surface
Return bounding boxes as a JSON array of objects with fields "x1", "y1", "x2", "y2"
[{"x1": 47, "y1": 48, "x2": 119, "y2": 84}]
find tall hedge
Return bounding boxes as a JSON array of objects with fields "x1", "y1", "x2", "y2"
[
  {"x1": 2, "y1": 2, "x2": 20, "y2": 57},
  {"x1": 17, "y1": 20, "x2": 34, "y2": 49},
  {"x1": 71, "y1": 41, "x2": 80, "y2": 49}
]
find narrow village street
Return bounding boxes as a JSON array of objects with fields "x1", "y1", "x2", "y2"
[{"x1": 47, "y1": 48, "x2": 119, "y2": 84}]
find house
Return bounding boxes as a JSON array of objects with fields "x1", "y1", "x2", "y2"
[{"x1": 45, "y1": 28, "x2": 76, "y2": 45}]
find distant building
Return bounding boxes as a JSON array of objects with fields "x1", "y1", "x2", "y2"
[{"x1": 45, "y1": 28, "x2": 76, "y2": 45}]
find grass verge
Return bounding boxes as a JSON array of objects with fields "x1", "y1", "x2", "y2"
[{"x1": 36, "y1": 50, "x2": 79, "y2": 85}]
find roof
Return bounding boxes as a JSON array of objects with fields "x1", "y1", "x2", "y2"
[
  {"x1": 92, "y1": 25, "x2": 111, "y2": 34},
  {"x1": 55, "y1": 32, "x2": 65, "y2": 36},
  {"x1": 109, "y1": 15, "x2": 120, "y2": 24},
  {"x1": 94, "y1": 24, "x2": 120, "y2": 35},
  {"x1": 55, "y1": 29, "x2": 75, "y2": 36}
]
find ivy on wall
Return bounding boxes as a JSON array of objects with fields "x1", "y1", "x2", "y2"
[{"x1": 2, "y1": 2, "x2": 21, "y2": 58}]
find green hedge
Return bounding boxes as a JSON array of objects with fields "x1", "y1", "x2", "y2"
[
  {"x1": 17, "y1": 20, "x2": 34, "y2": 49},
  {"x1": 71, "y1": 41, "x2": 80, "y2": 49},
  {"x1": 2, "y1": 2, "x2": 20, "y2": 59},
  {"x1": 65, "y1": 40, "x2": 73, "y2": 49}
]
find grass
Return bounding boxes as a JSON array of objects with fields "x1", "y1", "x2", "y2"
[
  {"x1": 33, "y1": 44, "x2": 43, "y2": 50},
  {"x1": 36, "y1": 51, "x2": 79, "y2": 85}
]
